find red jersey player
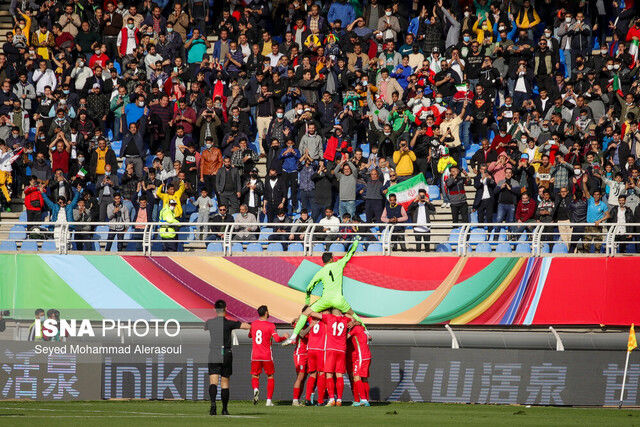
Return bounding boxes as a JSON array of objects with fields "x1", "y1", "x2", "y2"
[
  {"x1": 311, "y1": 308, "x2": 351, "y2": 406},
  {"x1": 248, "y1": 305, "x2": 288, "y2": 406},
  {"x1": 291, "y1": 308, "x2": 309, "y2": 406},
  {"x1": 348, "y1": 323, "x2": 371, "y2": 406},
  {"x1": 304, "y1": 310, "x2": 328, "y2": 406}
]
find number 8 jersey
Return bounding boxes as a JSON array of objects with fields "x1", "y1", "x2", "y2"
[
  {"x1": 322, "y1": 313, "x2": 349, "y2": 352},
  {"x1": 249, "y1": 319, "x2": 282, "y2": 361}
]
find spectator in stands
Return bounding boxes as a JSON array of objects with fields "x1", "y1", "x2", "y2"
[
  {"x1": 72, "y1": 199, "x2": 93, "y2": 251},
  {"x1": 194, "y1": 188, "x2": 214, "y2": 240},
  {"x1": 106, "y1": 193, "x2": 129, "y2": 252},
  {"x1": 209, "y1": 204, "x2": 234, "y2": 240},
  {"x1": 473, "y1": 164, "x2": 496, "y2": 225},
  {"x1": 156, "y1": 181, "x2": 186, "y2": 220},
  {"x1": 381, "y1": 193, "x2": 408, "y2": 251},
  {"x1": 494, "y1": 167, "x2": 521, "y2": 234},
  {"x1": 23, "y1": 175, "x2": 44, "y2": 222},
  {"x1": 446, "y1": 166, "x2": 469, "y2": 223},
  {"x1": 4, "y1": 0, "x2": 640, "y2": 255},
  {"x1": 235, "y1": 204, "x2": 258, "y2": 241},
  {"x1": 290, "y1": 209, "x2": 313, "y2": 242},
  {"x1": 317, "y1": 206, "x2": 340, "y2": 244},
  {"x1": 598, "y1": 195, "x2": 635, "y2": 253},
  {"x1": 408, "y1": 189, "x2": 435, "y2": 251},
  {"x1": 159, "y1": 199, "x2": 180, "y2": 252}
]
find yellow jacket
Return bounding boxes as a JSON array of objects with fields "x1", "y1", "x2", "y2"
[
  {"x1": 393, "y1": 150, "x2": 417, "y2": 176},
  {"x1": 159, "y1": 206, "x2": 179, "y2": 238},
  {"x1": 156, "y1": 182, "x2": 185, "y2": 218},
  {"x1": 437, "y1": 156, "x2": 457, "y2": 175}
]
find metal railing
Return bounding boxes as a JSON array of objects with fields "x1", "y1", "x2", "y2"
[{"x1": 0, "y1": 221, "x2": 638, "y2": 256}]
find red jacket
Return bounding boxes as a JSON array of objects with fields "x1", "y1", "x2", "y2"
[
  {"x1": 516, "y1": 199, "x2": 537, "y2": 222},
  {"x1": 118, "y1": 27, "x2": 139, "y2": 56},
  {"x1": 24, "y1": 185, "x2": 44, "y2": 212}
]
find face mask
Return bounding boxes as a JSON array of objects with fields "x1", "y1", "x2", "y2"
[
  {"x1": 498, "y1": 26, "x2": 505, "y2": 32},
  {"x1": 40, "y1": 315, "x2": 45, "y2": 321},
  {"x1": 78, "y1": 156, "x2": 85, "y2": 163},
  {"x1": 137, "y1": 101, "x2": 144, "y2": 107},
  {"x1": 464, "y1": 12, "x2": 470, "y2": 17},
  {"x1": 521, "y1": 137, "x2": 527, "y2": 143},
  {"x1": 614, "y1": 64, "x2": 620, "y2": 70},
  {"x1": 565, "y1": 17, "x2": 571, "y2": 23},
  {"x1": 105, "y1": 171, "x2": 111, "y2": 176},
  {"x1": 544, "y1": 32, "x2": 552, "y2": 38},
  {"x1": 276, "y1": 112, "x2": 284, "y2": 119},
  {"x1": 277, "y1": 215, "x2": 285, "y2": 220},
  {"x1": 541, "y1": 126, "x2": 549, "y2": 131},
  {"x1": 607, "y1": 64, "x2": 614, "y2": 70},
  {"x1": 435, "y1": 97, "x2": 442, "y2": 103},
  {"x1": 128, "y1": 23, "x2": 134, "y2": 29},
  {"x1": 230, "y1": 49, "x2": 237, "y2": 54},
  {"x1": 505, "y1": 103, "x2": 512, "y2": 108},
  {"x1": 385, "y1": 11, "x2": 392, "y2": 16},
  {"x1": 95, "y1": 49, "x2": 101, "y2": 55},
  {"x1": 383, "y1": 131, "x2": 391, "y2": 136},
  {"x1": 78, "y1": 61, "x2": 84, "y2": 67},
  {"x1": 225, "y1": 164, "x2": 231, "y2": 169},
  {"x1": 270, "y1": 174, "x2": 277, "y2": 179},
  {"x1": 296, "y1": 109, "x2": 303, "y2": 115},
  {"x1": 167, "y1": 28, "x2": 173, "y2": 33},
  {"x1": 574, "y1": 169, "x2": 581, "y2": 175},
  {"x1": 463, "y1": 36, "x2": 470, "y2": 43}
]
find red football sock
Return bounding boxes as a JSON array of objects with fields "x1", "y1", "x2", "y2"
[
  {"x1": 336, "y1": 376, "x2": 344, "y2": 400},
  {"x1": 363, "y1": 381, "x2": 370, "y2": 400},
  {"x1": 353, "y1": 380, "x2": 362, "y2": 403},
  {"x1": 267, "y1": 378, "x2": 275, "y2": 399},
  {"x1": 293, "y1": 387, "x2": 301, "y2": 400},
  {"x1": 317, "y1": 374, "x2": 326, "y2": 404},
  {"x1": 305, "y1": 376, "x2": 316, "y2": 401},
  {"x1": 251, "y1": 377, "x2": 259, "y2": 390},
  {"x1": 326, "y1": 376, "x2": 335, "y2": 399}
]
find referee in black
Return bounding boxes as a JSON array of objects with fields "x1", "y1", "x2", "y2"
[{"x1": 205, "y1": 299, "x2": 250, "y2": 415}]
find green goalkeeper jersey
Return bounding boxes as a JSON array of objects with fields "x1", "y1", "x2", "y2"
[{"x1": 305, "y1": 239, "x2": 359, "y2": 304}]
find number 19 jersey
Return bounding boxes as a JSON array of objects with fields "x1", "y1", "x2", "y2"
[{"x1": 323, "y1": 313, "x2": 349, "y2": 352}]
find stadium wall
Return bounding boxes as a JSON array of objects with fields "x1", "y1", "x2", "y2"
[
  {"x1": 1, "y1": 341, "x2": 639, "y2": 406},
  {"x1": 1, "y1": 254, "x2": 640, "y2": 326}
]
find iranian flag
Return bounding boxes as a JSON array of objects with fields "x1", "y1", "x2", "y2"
[
  {"x1": 76, "y1": 167, "x2": 88, "y2": 178},
  {"x1": 611, "y1": 74, "x2": 625, "y2": 97},
  {"x1": 385, "y1": 173, "x2": 431, "y2": 209},
  {"x1": 629, "y1": 38, "x2": 639, "y2": 69}
]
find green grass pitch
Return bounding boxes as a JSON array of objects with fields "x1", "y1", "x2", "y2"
[{"x1": 0, "y1": 400, "x2": 639, "y2": 426}]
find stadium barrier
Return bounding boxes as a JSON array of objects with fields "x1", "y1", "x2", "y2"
[
  {"x1": 0, "y1": 337, "x2": 636, "y2": 406},
  {"x1": 0, "y1": 221, "x2": 638, "y2": 256}
]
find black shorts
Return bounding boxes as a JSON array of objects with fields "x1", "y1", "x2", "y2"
[{"x1": 208, "y1": 351, "x2": 233, "y2": 377}]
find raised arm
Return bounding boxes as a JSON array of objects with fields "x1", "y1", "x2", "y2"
[{"x1": 336, "y1": 237, "x2": 360, "y2": 269}]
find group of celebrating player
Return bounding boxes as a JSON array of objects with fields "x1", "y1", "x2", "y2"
[
  {"x1": 207, "y1": 238, "x2": 369, "y2": 415},
  {"x1": 248, "y1": 238, "x2": 371, "y2": 407}
]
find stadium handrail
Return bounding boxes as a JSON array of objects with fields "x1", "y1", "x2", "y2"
[{"x1": 0, "y1": 221, "x2": 635, "y2": 256}]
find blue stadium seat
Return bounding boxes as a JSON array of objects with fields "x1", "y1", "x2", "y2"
[
  {"x1": 231, "y1": 242, "x2": 244, "y2": 253},
  {"x1": 258, "y1": 227, "x2": 273, "y2": 241},
  {"x1": 20, "y1": 240, "x2": 38, "y2": 251},
  {"x1": 498, "y1": 229, "x2": 509, "y2": 241},
  {"x1": 189, "y1": 212, "x2": 199, "y2": 222},
  {"x1": 495, "y1": 242, "x2": 512, "y2": 253},
  {"x1": 0, "y1": 240, "x2": 17, "y2": 251},
  {"x1": 287, "y1": 243, "x2": 304, "y2": 252},
  {"x1": 468, "y1": 228, "x2": 486, "y2": 246},
  {"x1": 94, "y1": 225, "x2": 109, "y2": 241},
  {"x1": 246, "y1": 242, "x2": 263, "y2": 252},
  {"x1": 469, "y1": 210, "x2": 478, "y2": 223},
  {"x1": 475, "y1": 242, "x2": 492, "y2": 253},
  {"x1": 355, "y1": 242, "x2": 365, "y2": 252},
  {"x1": 207, "y1": 242, "x2": 224, "y2": 252},
  {"x1": 41, "y1": 241, "x2": 57, "y2": 252},
  {"x1": 427, "y1": 185, "x2": 440, "y2": 200},
  {"x1": 9, "y1": 225, "x2": 26, "y2": 240},
  {"x1": 552, "y1": 243, "x2": 569, "y2": 254},
  {"x1": 367, "y1": 243, "x2": 383, "y2": 252},
  {"x1": 267, "y1": 242, "x2": 284, "y2": 252},
  {"x1": 448, "y1": 227, "x2": 462, "y2": 245},
  {"x1": 110, "y1": 139, "x2": 121, "y2": 153},
  {"x1": 515, "y1": 243, "x2": 531, "y2": 254},
  {"x1": 19, "y1": 211, "x2": 27, "y2": 222},
  {"x1": 435, "y1": 243, "x2": 452, "y2": 252},
  {"x1": 329, "y1": 243, "x2": 345, "y2": 252},
  {"x1": 124, "y1": 241, "x2": 138, "y2": 252},
  {"x1": 313, "y1": 243, "x2": 326, "y2": 253},
  {"x1": 540, "y1": 243, "x2": 551, "y2": 254}
]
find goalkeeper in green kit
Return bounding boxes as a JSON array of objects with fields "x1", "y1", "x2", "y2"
[{"x1": 282, "y1": 237, "x2": 366, "y2": 346}]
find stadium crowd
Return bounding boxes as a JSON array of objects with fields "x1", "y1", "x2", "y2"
[{"x1": 1, "y1": 0, "x2": 640, "y2": 252}]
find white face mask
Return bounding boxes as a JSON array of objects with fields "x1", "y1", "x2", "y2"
[
  {"x1": 464, "y1": 11, "x2": 470, "y2": 17},
  {"x1": 276, "y1": 112, "x2": 284, "y2": 118},
  {"x1": 565, "y1": 17, "x2": 572, "y2": 23},
  {"x1": 435, "y1": 97, "x2": 442, "y2": 103},
  {"x1": 498, "y1": 26, "x2": 505, "y2": 32},
  {"x1": 137, "y1": 101, "x2": 144, "y2": 107},
  {"x1": 607, "y1": 64, "x2": 614, "y2": 70},
  {"x1": 614, "y1": 64, "x2": 620, "y2": 70},
  {"x1": 544, "y1": 31, "x2": 551, "y2": 38},
  {"x1": 296, "y1": 109, "x2": 303, "y2": 115},
  {"x1": 385, "y1": 11, "x2": 392, "y2": 16}
]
